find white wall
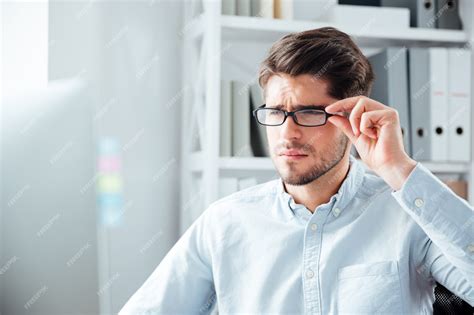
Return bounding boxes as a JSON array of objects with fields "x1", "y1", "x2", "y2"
[
  {"x1": 0, "y1": 1, "x2": 183, "y2": 313},
  {"x1": 1, "y1": 1, "x2": 49, "y2": 313},
  {"x1": 0, "y1": 0, "x2": 182, "y2": 315},
  {"x1": 1, "y1": 1, "x2": 48, "y2": 92}
]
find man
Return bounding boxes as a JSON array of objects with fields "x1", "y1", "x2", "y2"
[{"x1": 120, "y1": 27, "x2": 474, "y2": 314}]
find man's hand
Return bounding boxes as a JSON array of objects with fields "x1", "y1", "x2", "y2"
[{"x1": 325, "y1": 96, "x2": 417, "y2": 191}]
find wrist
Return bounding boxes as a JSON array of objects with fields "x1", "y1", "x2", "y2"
[{"x1": 377, "y1": 157, "x2": 417, "y2": 191}]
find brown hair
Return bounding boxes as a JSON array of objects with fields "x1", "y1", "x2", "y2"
[{"x1": 258, "y1": 27, "x2": 374, "y2": 100}]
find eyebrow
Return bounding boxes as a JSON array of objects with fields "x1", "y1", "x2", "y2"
[{"x1": 271, "y1": 104, "x2": 327, "y2": 111}]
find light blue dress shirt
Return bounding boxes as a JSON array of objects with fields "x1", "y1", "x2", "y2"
[{"x1": 119, "y1": 154, "x2": 474, "y2": 314}]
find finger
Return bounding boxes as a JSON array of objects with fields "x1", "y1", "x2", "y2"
[
  {"x1": 359, "y1": 109, "x2": 395, "y2": 139},
  {"x1": 360, "y1": 111, "x2": 379, "y2": 139},
  {"x1": 325, "y1": 96, "x2": 364, "y2": 114},
  {"x1": 327, "y1": 115, "x2": 357, "y2": 143},
  {"x1": 349, "y1": 98, "x2": 366, "y2": 137},
  {"x1": 325, "y1": 96, "x2": 384, "y2": 115}
]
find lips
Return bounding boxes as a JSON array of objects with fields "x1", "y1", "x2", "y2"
[{"x1": 280, "y1": 150, "x2": 307, "y2": 156}]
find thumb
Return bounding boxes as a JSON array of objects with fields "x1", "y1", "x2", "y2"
[{"x1": 328, "y1": 115, "x2": 356, "y2": 143}]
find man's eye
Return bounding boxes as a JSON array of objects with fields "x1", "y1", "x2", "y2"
[
  {"x1": 306, "y1": 111, "x2": 321, "y2": 115},
  {"x1": 300, "y1": 110, "x2": 323, "y2": 116}
]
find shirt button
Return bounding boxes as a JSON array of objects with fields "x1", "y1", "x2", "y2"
[
  {"x1": 310, "y1": 223, "x2": 318, "y2": 231},
  {"x1": 467, "y1": 244, "x2": 474, "y2": 253},
  {"x1": 333, "y1": 207, "x2": 341, "y2": 217},
  {"x1": 306, "y1": 269, "x2": 314, "y2": 279},
  {"x1": 414, "y1": 198, "x2": 424, "y2": 208}
]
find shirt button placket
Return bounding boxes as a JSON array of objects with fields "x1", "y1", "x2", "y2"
[{"x1": 303, "y1": 210, "x2": 329, "y2": 314}]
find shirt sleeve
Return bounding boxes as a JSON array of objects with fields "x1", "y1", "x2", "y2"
[
  {"x1": 391, "y1": 162, "x2": 474, "y2": 306},
  {"x1": 118, "y1": 208, "x2": 216, "y2": 315}
]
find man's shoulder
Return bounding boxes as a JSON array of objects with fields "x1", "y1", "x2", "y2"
[
  {"x1": 216, "y1": 178, "x2": 278, "y2": 204},
  {"x1": 196, "y1": 179, "x2": 279, "y2": 227}
]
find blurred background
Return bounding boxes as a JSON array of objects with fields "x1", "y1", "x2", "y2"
[
  {"x1": 1, "y1": 0, "x2": 473, "y2": 314},
  {"x1": 2, "y1": 1, "x2": 183, "y2": 314}
]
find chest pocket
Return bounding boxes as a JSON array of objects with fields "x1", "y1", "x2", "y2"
[{"x1": 336, "y1": 260, "x2": 403, "y2": 314}]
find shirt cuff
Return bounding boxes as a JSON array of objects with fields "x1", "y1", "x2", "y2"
[
  {"x1": 391, "y1": 160, "x2": 473, "y2": 231},
  {"x1": 390, "y1": 161, "x2": 446, "y2": 222}
]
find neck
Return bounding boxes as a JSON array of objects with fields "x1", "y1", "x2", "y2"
[{"x1": 283, "y1": 155, "x2": 351, "y2": 213}]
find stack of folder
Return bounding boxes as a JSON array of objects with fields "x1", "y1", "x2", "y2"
[
  {"x1": 369, "y1": 47, "x2": 471, "y2": 162},
  {"x1": 220, "y1": 80, "x2": 270, "y2": 158},
  {"x1": 221, "y1": 0, "x2": 274, "y2": 18}
]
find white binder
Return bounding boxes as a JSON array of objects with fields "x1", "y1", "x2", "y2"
[
  {"x1": 251, "y1": 0, "x2": 274, "y2": 18},
  {"x1": 232, "y1": 81, "x2": 253, "y2": 157},
  {"x1": 236, "y1": 0, "x2": 251, "y2": 16},
  {"x1": 447, "y1": 48, "x2": 471, "y2": 162},
  {"x1": 220, "y1": 80, "x2": 233, "y2": 157},
  {"x1": 429, "y1": 48, "x2": 449, "y2": 161},
  {"x1": 369, "y1": 47, "x2": 411, "y2": 156},
  {"x1": 409, "y1": 47, "x2": 449, "y2": 161},
  {"x1": 222, "y1": 0, "x2": 236, "y2": 15}
]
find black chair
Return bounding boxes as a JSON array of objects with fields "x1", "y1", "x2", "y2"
[{"x1": 433, "y1": 282, "x2": 474, "y2": 315}]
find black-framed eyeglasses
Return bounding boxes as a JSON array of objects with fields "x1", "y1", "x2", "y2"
[{"x1": 252, "y1": 104, "x2": 334, "y2": 127}]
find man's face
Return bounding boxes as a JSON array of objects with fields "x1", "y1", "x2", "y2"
[{"x1": 265, "y1": 73, "x2": 349, "y2": 186}]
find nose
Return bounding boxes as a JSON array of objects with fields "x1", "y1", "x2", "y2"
[{"x1": 279, "y1": 114, "x2": 302, "y2": 140}]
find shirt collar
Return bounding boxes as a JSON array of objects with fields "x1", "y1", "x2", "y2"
[{"x1": 276, "y1": 154, "x2": 365, "y2": 218}]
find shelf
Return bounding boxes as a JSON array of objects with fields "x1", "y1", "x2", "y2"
[
  {"x1": 181, "y1": 1, "x2": 474, "y2": 219},
  {"x1": 187, "y1": 14, "x2": 469, "y2": 47}
]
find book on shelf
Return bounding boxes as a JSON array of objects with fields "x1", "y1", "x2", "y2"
[
  {"x1": 251, "y1": 0, "x2": 274, "y2": 18},
  {"x1": 236, "y1": 0, "x2": 251, "y2": 16},
  {"x1": 232, "y1": 81, "x2": 253, "y2": 157},
  {"x1": 274, "y1": 0, "x2": 294, "y2": 20},
  {"x1": 222, "y1": 0, "x2": 236, "y2": 15},
  {"x1": 220, "y1": 79, "x2": 270, "y2": 158},
  {"x1": 220, "y1": 80, "x2": 233, "y2": 157}
]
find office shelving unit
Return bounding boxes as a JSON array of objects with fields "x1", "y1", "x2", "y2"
[{"x1": 180, "y1": 0, "x2": 474, "y2": 233}]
